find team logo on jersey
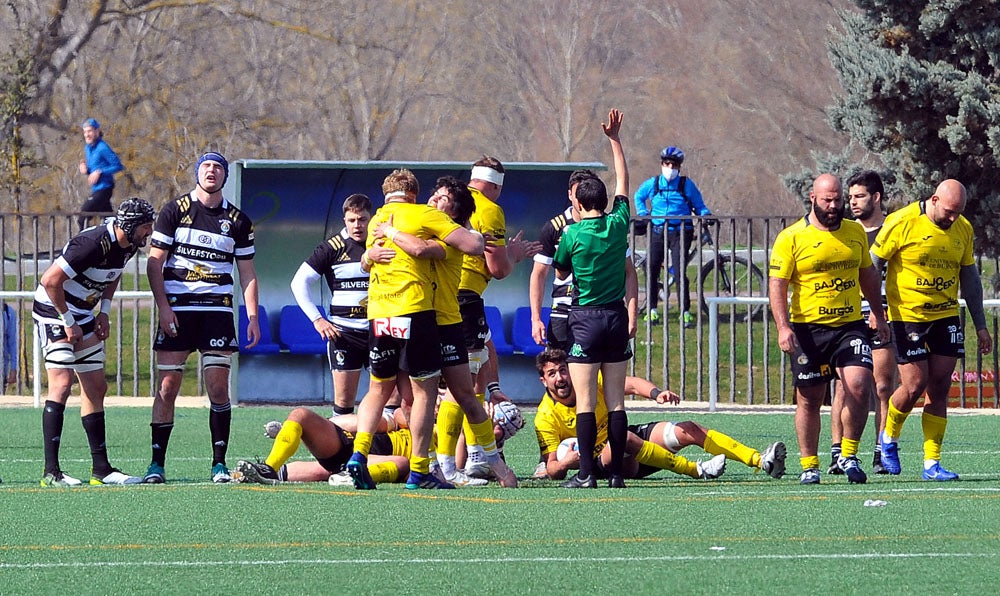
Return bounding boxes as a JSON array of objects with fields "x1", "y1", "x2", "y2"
[
  {"x1": 797, "y1": 354, "x2": 809, "y2": 365},
  {"x1": 198, "y1": 234, "x2": 212, "y2": 245},
  {"x1": 106, "y1": 271, "x2": 116, "y2": 280},
  {"x1": 219, "y1": 220, "x2": 232, "y2": 235}
]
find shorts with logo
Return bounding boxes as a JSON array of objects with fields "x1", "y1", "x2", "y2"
[
  {"x1": 546, "y1": 307, "x2": 571, "y2": 352},
  {"x1": 790, "y1": 320, "x2": 873, "y2": 387},
  {"x1": 37, "y1": 319, "x2": 97, "y2": 345},
  {"x1": 368, "y1": 310, "x2": 442, "y2": 380},
  {"x1": 154, "y1": 310, "x2": 238, "y2": 353},
  {"x1": 862, "y1": 306, "x2": 893, "y2": 350},
  {"x1": 893, "y1": 316, "x2": 964, "y2": 363},
  {"x1": 438, "y1": 322, "x2": 470, "y2": 368},
  {"x1": 458, "y1": 290, "x2": 489, "y2": 351},
  {"x1": 327, "y1": 326, "x2": 369, "y2": 372},
  {"x1": 566, "y1": 303, "x2": 633, "y2": 364}
]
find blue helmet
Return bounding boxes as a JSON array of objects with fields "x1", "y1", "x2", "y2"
[{"x1": 660, "y1": 146, "x2": 684, "y2": 164}]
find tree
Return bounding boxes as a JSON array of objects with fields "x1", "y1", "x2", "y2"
[{"x1": 825, "y1": 0, "x2": 1000, "y2": 254}]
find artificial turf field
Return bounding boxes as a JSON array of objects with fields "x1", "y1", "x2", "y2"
[{"x1": 2, "y1": 404, "x2": 1000, "y2": 594}]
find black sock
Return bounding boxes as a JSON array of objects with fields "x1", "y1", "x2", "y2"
[
  {"x1": 873, "y1": 443, "x2": 882, "y2": 466},
  {"x1": 607, "y1": 410, "x2": 628, "y2": 477},
  {"x1": 209, "y1": 401, "x2": 232, "y2": 466},
  {"x1": 82, "y1": 411, "x2": 112, "y2": 476},
  {"x1": 151, "y1": 422, "x2": 174, "y2": 467},
  {"x1": 830, "y1": 442, "x2": 842, "y2": 461},
  {"x1": 333, "y1": 404, "x2": 354, "y2": 416},
  {"x1": 42, "y1": 400, "x2": 66, "y2": 475},
  {"x1": 576, "y1": 412, "x2": 597, "y2": 480}
]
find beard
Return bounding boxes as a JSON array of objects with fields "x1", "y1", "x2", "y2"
[
  {"x1": 852, "y1": 202, "x2": 874, "y2": 221},
  {"x1": 813, "y1": 202, "x2": 843, "y2": 228}
]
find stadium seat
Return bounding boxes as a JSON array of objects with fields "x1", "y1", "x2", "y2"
[
  {"x1": 278, "y1": 304, "x2": 328, "y2": 354},
  {"x1": 512, "y1": 306, "x2": 547, "y2": 356},
  {"x1": 238, "y1": 305, "x2": 281, "y2": 354},
  {"x1": 484, "y1": 305, "x2": 514, "y2": 356}
]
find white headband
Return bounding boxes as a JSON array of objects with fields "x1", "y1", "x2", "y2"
[
  {"x1": 471, "y1": 166, "x2": 504, "y2": 186},
  {"x1": 384, "y1": 191, "x2": 410, "y2": 200}
]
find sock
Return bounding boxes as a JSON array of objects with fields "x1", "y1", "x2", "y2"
[
  {"x1": 576, "y1": 412, "x2": 597, "y2": 480},
  {"x1": 369, "y1": 461, "x2": 400, "y2": 483},
  {"x1": 410, "y1": 455, "x2": 431, "y2": 475},
  {"x1": 830, "y1": 441, "x2": 842, "y2": 462},
  {"x1": 354, "y1": 432, "x2": 373, "y2": 458},
  {"x1": 42, "y1": 400, "x2": 66, "y2": 475},
  {"x1": 265, "y1": 420, "x2": 303, "y2": 470},
  {"x1": 921, "y1": 411, "x2": 947, "y2": 463},
  {"x1": 468, "y1": 417, "x2": 500, "y2": 463},
  {"x1": 435, "y1": 400, "x2": 465, "y2": 474},
  {"x1": 81, "y1": 411, "x2": 112, "y2": 476},
  {"x1": 332, "y1": 404, "x2": 353, "y2": 416},
  {"x1": 873, "y1": 442, "x2": 882, "y2": 467},
  {"x1": 883, "y1": 401, "x2": 909, "y2": 443},
  {"x1": 607, "y1": 410, "x2": 628, "y2": 477},
  {"x1": 635, "y1": 441, "x2": 699, "y2": 478},
  {"x1": 460, "y1": 393, "x2": 486, "y2": 448},
  {"x1": 703, "y1": 429, "x2": 758, "y2": 467},
  {"x1": 841, "y1": 437, "x2": 860, "y2": 459},
  {"x1": 800, "y1": 455, "x2": 820, "y2": 472},
  {"x1": 209, "y1": 401, "x2": 232, "y2": 466},
  {"x1": 150, "y1": 422, "x2": 174, "y2": 467}
]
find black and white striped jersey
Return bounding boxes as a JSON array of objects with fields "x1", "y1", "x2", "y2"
[
  {"x1": 533, "y1": 206, "x2": 575, "y2": 313},
  {"x1": 32, "y1": 221, "x2": 139, "y2": 325},
  {"x1": 304, "y1": 228, "x2": 368, "y2": 330},
  {"x1": 150, "y1": 193, "x2": 255, "y2": 312}
]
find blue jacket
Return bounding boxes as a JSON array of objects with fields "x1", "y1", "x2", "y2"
[
  {"x1": 83, "y1": 137, "x2": 123, "y2": 192},
  {"x1": 633, "y1": 174, "x2": 711, "y2": 230},
  {"x1": 3, "y1": 304, "x2": 16, "y2": 376}
]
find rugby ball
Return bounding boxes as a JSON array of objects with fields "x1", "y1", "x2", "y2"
[{"x1": 556, "y1": 438, "x2": 579, "y2": 461}]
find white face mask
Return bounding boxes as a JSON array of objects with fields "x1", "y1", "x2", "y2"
[{"x1": 661, "y1": 166, "x2": 680, "y2": 181}]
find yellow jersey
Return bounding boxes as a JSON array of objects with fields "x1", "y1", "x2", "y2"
[
  {"x1": 366, "y1": 202, "x2": 460, "y2": 319},
  {"x1": 533, "y1": 377, "x2": 609, "y2": 459},
  {"x1": 769, "y1": 217, "x2": 871, "y2": 325},
  {"x1": 459, "y1": 188, "x2": 506, "y2": 296},
  {"x1": 432, "y1": 242, "x2": 463, "y2": 326},
  {"x1": 872, "y1": 200, "x2": 975, "y2": 322}
]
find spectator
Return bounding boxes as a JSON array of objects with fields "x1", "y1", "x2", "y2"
[{"x1": 77, "y1": 118, "x2": 124, "y2": 231}]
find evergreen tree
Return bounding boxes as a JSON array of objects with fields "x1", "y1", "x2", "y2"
[{"x1": 826, "y1": 0, "x2": 1000, "y2": 254}]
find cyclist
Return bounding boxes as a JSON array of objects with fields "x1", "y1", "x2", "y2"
[{"x1": 633, "y1": 146, "x2": 712, "y2": 328}]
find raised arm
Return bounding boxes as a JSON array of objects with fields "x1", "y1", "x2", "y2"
[{"x1": 602, "y1": 109, "x2": 628, "y2": 199}]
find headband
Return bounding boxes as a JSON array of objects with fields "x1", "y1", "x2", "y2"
[
  {"x1": 471, "y1": 166, "x2": 504, "y2": 186},
  {"x1": 385, "y1": 191, "x2": 410, "y2": 200}
]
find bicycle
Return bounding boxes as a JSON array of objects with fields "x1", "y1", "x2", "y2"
[{"x1": 632, "y1": 219, "x2": 766, "y2": 323}]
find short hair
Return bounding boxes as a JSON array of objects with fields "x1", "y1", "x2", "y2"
[
  {"x1": 573, "y1": 177, "x2": 608, "y2": 212},
  {"x1": 535, "y1": 348, "x2": 568, "y2": 375},
  {"x1": 845, "y1": 170, "x2": 885, "y2": 198},
  {"x1": 435, "y1": 176, "x2": 476, "y2": 226},
  {"x1": 567, "y1": 169, "x2": 598, "y2": 190},
  {"x1": 382, "y1": 169, "x2": 419, "y2": 198},
  {"x1": 342, "y1": 193, "x2": 372, "y2": 215},
  {"x1": 472, "y1": 155, "x2": 505, "y2": 174}
]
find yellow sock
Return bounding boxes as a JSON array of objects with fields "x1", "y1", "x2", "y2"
[
  {"x1": 410, "y1": 455, "x2": 430, "y2": 474},
  {"x1": 800, "y1": 455, "x2": 820, "y2": 472},
  {"x1": 841, "y1": 437, "x2": 860, "y2": 459},
  {"x1": 636, "y1": 440, "x2": 699, "y2": 478},
  {"x1": 435, "y1": 400, "x2": 464, "y2": 457},
  {"x1": 884, "y1": 401, "x2": 909, "y2": 441},
  {"x1": 265, "y1": 420, "x2": 302, "y2": 470},
  {"x1": 461, "y1": 393, "x2": 486, "y2": 447},
  {"x1": 468, "y1": 417, "x2": 498, "y2": 455},
  {"x1": 369, "y1": 461, "x2": 400, "y2": 484},
  {"x1": 353, "y1": 431, "x2": 373, "y2": 458},
  {"x1": 922, "y1": 411, "x2": 947, "y2": 462},
  {"x1": 703, "y1": 429, "x2": 758, "y2": 467}
]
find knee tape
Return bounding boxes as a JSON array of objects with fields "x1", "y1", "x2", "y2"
[
  {"x1": 43, "y1": 341, "x2": 105, "y2": 373},
  {"x1": 43, "y1": 342, "x2": 75, "y2": 370},
  {"x1": 73, "y1": 343, "x2": 106, "y2": 373},
  {"x1": 203, "y1": 352, "x2": 232, "y2": 371},
  {"x1": 661, "y1": 421, "x2": 682, "y2": 453},
  {"x1": 468, "y1": 348, "x2": 489, "y2": 375},
  {"x1": 157, "y1": 363, "x2": 185, "y2": 373}
]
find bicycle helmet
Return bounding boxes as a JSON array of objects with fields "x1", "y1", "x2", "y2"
[
  {"x1": 116, "y1": 198, "x2": 156, "y2": 245},
  {"x1": 660, "y1": 146, "x2": 685, "y2": 164}
]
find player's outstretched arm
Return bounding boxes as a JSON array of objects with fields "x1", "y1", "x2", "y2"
[{"x1": 602, "y1": 109, "x2": 628, "y2": 198}]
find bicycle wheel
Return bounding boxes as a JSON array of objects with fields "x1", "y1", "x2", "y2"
[{"x1": 698, "y1": 255, "x2": 765, "y2": 321}]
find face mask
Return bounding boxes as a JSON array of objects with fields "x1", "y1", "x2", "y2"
[{"x1": 661, "y1": 166, "x2": 680, "y2": 181}]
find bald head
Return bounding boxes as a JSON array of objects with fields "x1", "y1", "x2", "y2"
[
  {"x1": 813, "y1": 173, "x2": 842, "y2": 196},
  {"x1": 809, "y1": 173, "x2": 844, "y2": 230},
  {"x1": 928, "y1": 179, "x2": 967, "y2": 230}
]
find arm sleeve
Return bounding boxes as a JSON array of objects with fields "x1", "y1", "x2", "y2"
[
  {"x1": 960, "y1": 264, "x2": 988, "y2": 330},
  {"x1": 687, "y1": 180, "x2": 711, "y2": 216},
  {"x1": 290, "y1": 262, "x2": 324, "y2": 322},
  {"x1": 633, "y1": 180, "x2": 651, "y2": 217},
  {"x1": 98, "y1": 143, "x2": 124, "y2": 176}
]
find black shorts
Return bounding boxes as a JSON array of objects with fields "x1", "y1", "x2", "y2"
[
  {"x1": 566, "y1": 303, "x2": 632, "y2": 364},
  {"x1": 154, "y1": 310, "x2": 238, "y2": 353},
  {"x1": 546, "y1": 308, "x2": 571, "y2": 352},
  {"x1": 790, "y1": 320, "x2": 873, "y2": 387},
  {"x1": 369, "y1": 432, "x2": 394, "y2": 457},
  {"x1": 327, "y1": 326, "x2": 369, "y2": 372},
  {"x1": 37, "y1": 319, "x2": 97, "y2": 344},
  {"x1": 627, "y1": 422, "x2": 665, "y2": 479},
  {"x1": 893, "y1": 317, "x2": 964, "y2": 363},
  {"x1": 368, "y1": 310, "x2": 442, "y2": 380},
  {"x1": 862, "y1": 309, "x2": 894, "y2": 350},
  {"x1": 81, "y1": 187, "x2": 114, "y2": 214},
  {"x1": 438, "y1": 323, "x2": 470, "y2": 368},
  {"x1": 458, "y1": 291, "x2": 489, "y2": 351},
  {"x1": 315, "y1": 424, "x2": 353, "y2": 473}
]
